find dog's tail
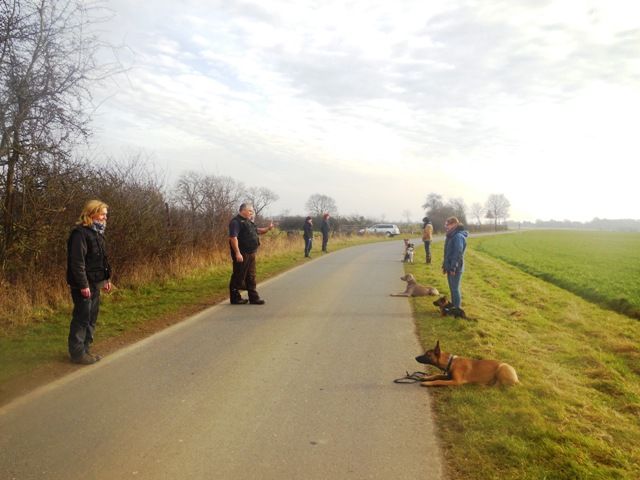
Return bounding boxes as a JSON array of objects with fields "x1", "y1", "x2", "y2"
[{"x1": 496, "y1": 363, "x2": 519, "y2": 386}]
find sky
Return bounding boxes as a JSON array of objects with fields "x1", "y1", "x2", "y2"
[{"x1": 89, "y1": 0, "x2": 640, "y2": 223}]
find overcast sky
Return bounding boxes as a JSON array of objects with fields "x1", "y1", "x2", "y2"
[{"x1": 90, "y1": 0, "x2": 640, "y2": 223}]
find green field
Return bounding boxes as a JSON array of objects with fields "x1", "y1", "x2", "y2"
[
  {"x1": 409, "y1": 230, "x2": 640, "y2": 480},
  {"x1": 473, "y1": 230, "x2": 640, "y2": 319}
]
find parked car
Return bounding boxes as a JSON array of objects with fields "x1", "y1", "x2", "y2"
[{"x1": 358, "y1": 224, "x2": 401, "y2": 236}]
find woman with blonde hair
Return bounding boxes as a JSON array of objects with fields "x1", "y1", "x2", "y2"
[{"x1": 66, "y1": 200, "x2": 112, "y2": 364}]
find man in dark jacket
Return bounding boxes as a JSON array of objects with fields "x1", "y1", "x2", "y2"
[
  {"x1": 229, "y1": 203, "x2": 273, "y2": 304},
  {"x1": 320, "y1": 213, "x2": 330, "y2": 253},
  {"x1": 67, "y1": 200, "x2": 112, "y2": 365},
  {"x1": 303, "y1": 216, "x2": 314, "y2": 257}
]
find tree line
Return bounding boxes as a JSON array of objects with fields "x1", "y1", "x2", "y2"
[{"x1": 421, "y1": 193, "x2": 511, "y2": 233}]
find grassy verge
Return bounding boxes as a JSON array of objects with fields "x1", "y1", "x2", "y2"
[
  {"x1": 0, "y1": 233, "x2": 381, "y2": 394},
  {"x1": 407, "y1": 237, "x2": 640, "y2": 479}
]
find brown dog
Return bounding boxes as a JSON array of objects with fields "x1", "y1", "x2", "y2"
[
  {"x1": 390, "y1": 274, "x2": 439, "y2": 297},
  {"x1": 415, "y1": 340, "x2": 519, "y2": 387}
]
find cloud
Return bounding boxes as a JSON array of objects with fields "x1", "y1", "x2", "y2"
[{"x1": 91, "y1": 0, "x2": 640, "y2": 222}]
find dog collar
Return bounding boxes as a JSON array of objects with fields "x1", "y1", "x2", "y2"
[{"x1": 444, "y1": 355, "x2": 456, "y2": 377}]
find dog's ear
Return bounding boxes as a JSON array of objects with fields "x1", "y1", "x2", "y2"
[{"x1": 434, "y1": 340, "x2": 440, "y2": 357}]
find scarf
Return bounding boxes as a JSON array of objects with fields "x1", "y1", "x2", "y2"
[{"x1": 92, "y1": 221, "x2": 106, "y2": 235}]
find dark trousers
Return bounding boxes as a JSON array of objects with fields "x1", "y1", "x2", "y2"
[
  {"x1": 423, "y1": 240, "x2": 432, "y2": 263},
  {"x1": 68, "y1": 285, "x2": 101, "y2": 359},
  {"x1": 304, "y1": 238, "x2": 313, "y2": 257},
  {"x1": 322, "y1": 234, "x2": 328, "y2": 252},
  {"x1": 229, "y1": 251, "x2": 259, "y2": 301}
]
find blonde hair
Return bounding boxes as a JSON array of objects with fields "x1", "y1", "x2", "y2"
[
  {"x1": 77, "y1": 200, "x2": 108, "y2": 226},
  {"x1": 445, "y1": 216, "x2": 460, "y2": 226}
]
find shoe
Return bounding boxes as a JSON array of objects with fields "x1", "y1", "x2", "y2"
[
  {"x1": 71, "y1": 353, "x2": 97, "y2": 365},
  {"x1": 86, "y1": 350, "x2": 102, "y2": 361},
  {"x1": 231, "y1": 299, "x2": 249, "y2": 305},
  {"x1": 249, "y1": 299, "x2": 265, "y2": 305}
]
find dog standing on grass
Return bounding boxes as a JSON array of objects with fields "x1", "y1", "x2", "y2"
[
  {"x1": 391, "y1": 274, "x2": 439, "y2": 297},
  {"x1": 403, "y1": 243, "x2": 415, "y2": 263},
  {"x1": 415, "y1": 340, "x2": 519, "y2": 387}
]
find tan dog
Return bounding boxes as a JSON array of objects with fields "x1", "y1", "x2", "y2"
[
  {"x1": 415, "y1": 340, "x2": 519, "y2": 387},
  {"x1": 390, "y1": 274, "x2": 439, "y2": 297}
]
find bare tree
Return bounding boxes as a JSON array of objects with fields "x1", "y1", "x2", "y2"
[
  {"x1": 244, "y1": 186, "x2": 279, "y2": 220},
  {"x1": 305, "y1": 193, "x2": 337, "y2": 217},
  {"x1": 421, "y1": 193, "x2": 443, "y2": 212},
  {"x1": 470, "y1": 202, "x2": 485, "y2": 226},
  {"x1": 0, "y1": 0, "x2": 116, "y2": 268},
  {"x1": 485, "y1": 193, "x2": 511, "y2": 231}
]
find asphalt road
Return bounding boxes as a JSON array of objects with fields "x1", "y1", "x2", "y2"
[{"x1": 0, "y1": 240, "x2": 443, "y2": 480}]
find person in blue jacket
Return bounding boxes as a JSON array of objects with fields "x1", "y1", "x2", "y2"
[{"x1": 442, "y1": 216, "x2": 468, "y2": 309}]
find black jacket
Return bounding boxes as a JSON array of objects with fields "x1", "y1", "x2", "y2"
[
  {"x1": 231, "y1": 214, "x2": 260, "y2": 254},
  {"x1": 66, "y1": 225, "x2": 111, "y2": 288},
  {"x1": 303, "y1": 221, "x2": 313, "y2": 240}
]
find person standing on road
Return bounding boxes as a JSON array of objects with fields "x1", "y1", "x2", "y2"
[
  {"x1": 66, "y1": 200, "x2": 112, "y2": 365},
  {"x1": 303, "y1": 216, "x2": 314, "y2": 257},
  {"x1": 229, "y1": 203, "x2": 273, "y2": 305},
  {"x1": 442, "y1": 216, "x2": 468, "y2": 309},
  {"x1": 422, "y1": 216, "x2": 433, "y2": 264},
  {"x1": 320, "y1": 212, "x2": 330, "y2": 253}
]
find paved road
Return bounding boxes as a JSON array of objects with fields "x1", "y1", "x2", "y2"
[{"x1": 0, "y1": 240, "x2": 443, "y2": 480}]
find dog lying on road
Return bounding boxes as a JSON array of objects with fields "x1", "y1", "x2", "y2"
[
  {"x1": 391, "y1": 274, "x2": 439, "y2": 297},
  {"x1": 433, "y1": 296, "x2": 466, "y2": 319},
  {"x1": 415, "y1": 340, "x2": 519, "y2": 387}
]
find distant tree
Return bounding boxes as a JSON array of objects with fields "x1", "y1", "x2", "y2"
[
  {"x1": 421, "y1": 193, "x2": 444, "y2": 212},
  {"x1": 305, "y1": 194, "x2": 337, "y2": 217},
  {"x1": 422, "y1": 194, "x2": 467, "y2": 233},
  {"x1": 244, "y1": 186, "x2": 279, "y2": 220},
  {"x1": 470, "y1": 202, "x2": 485, "y2": 226},
  {"x1": 402, "y1": 209, "x2": 412, "y2": 225},
  {"x1": 485, "y1": 194, "x2": 511, "y2": 231}
]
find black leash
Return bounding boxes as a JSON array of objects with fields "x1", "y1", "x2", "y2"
[{"x1": 393, "y1": 371, "x2": 429, "y2": 384}]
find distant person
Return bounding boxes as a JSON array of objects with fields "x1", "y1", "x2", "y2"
[
  {"x1": 442, "y1": 216, "x2": 468, "y2": 309},
  {"x1": 66, "y1": 200, "x2": 112, "y2": 365},
  {"x1": 321, "y1": 212, "x2": 330, "y2": 253},
  {"x1": 422, "y1": 216, "x2": 433, "y2": 264},
  {"x1": 303, "y1": 216, "x2": 314, "y2": 257},
  {"x1": 229, "y1": 203, "x2": 273, "y2": 305}
]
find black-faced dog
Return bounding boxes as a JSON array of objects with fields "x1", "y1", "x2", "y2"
[
  {"x1": 433, "y1": 296, "x2": 466, "y2": 319},
  {"x1": 415, "y1": 340, "x2": 519, "y2": 387}
]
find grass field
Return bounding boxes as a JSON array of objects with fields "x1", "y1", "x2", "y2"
[
  {"x1": 474, "y1": 230, "x2": 640, "y2": 319},
  {"x1": 408, "y1": 230, "x2": 640, "y2": 480}
]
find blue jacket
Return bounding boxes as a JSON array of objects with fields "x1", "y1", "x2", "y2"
[{"x1": 443, "y1": 226, "x2": 468, "y2": 273}]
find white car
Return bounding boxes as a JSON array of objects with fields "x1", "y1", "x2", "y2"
[{"x1": 360, "y1": 224, "x2": 401, "y2": 236}]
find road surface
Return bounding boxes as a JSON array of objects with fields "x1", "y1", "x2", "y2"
[{"x1": 0, "y1": 240, "x2": 443, "y2": 479}]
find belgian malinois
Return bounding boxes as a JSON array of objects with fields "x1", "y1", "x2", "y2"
[{"x1": 415, "y1": 340, "x2": 519, "y2": 387}]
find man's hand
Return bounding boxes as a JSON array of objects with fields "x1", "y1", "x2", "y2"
[
  {"x1": 81, "y1": 287, "x2": 91, "y2": 298},
  {"x1": 235, "y1": 252, "x2": 244, "y2": 263},
  {"x1": 103, "y1": 281, "x2": 112, "y2": 293}
]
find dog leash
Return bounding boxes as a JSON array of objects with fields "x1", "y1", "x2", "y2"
[{"x1": 393, "y1": 371, "x2": 429, "y2": 384}]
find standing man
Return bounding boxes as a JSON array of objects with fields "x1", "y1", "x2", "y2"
[
  {"x1": 229, "y1": 203, "x2": 273, "y2": 305},
  {"x1": 67, "y1": 200, "x2": 112, "y2": 365},
  {"x1": 442, "y1": 216, "x2": 468, "y2": 309},
  {"x1": 303, "y1": 216, "x2": 314, "y2": 257},
  {"x1": 320, "y1": 212, "x2": 330, "y2": 253},
  {"x1": 422, "y1": 216, "x2": 433, "y2": 264}
]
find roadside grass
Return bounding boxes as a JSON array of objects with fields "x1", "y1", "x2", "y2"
[
  {"x1": 0, "y1": 233, "x2": 380, "y2": 392},
  {"x1": 407, "y1": 239, "x2": 640, "y2": 480},
  {"x1": 473, "y1": 230, "x2": 640, "y2": 319}
]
